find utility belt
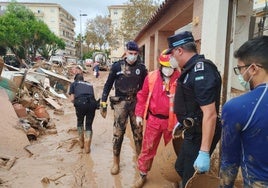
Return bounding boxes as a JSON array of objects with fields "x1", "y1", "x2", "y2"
[
  {"x1": 181, "y1": 115, "x2": 221, "y2": 128},
  {"x1": 119, "y1": 96, "x2": 135, "y2": 101},
  {"x1": 181, "y1": 117, "x2": 200, "y2": 128},
  {"x1": 110, "y1": 95, "x2": 135, "y2": 102},
  {"x1": 109, "y1": 96, "x2": 135, "y2": 109},
  {"x1": 179, "y1": 115, "x2": 221, "y2": 140},
  {"x1": 149, "y1": 110, "x2": 168, "y2": 119}
]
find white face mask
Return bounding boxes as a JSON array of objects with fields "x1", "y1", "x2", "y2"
[
  {"x1": 161, "y1": 67, "x2": 174, "y2": 77},
  {"x1": 127, "y1": 54, "x2": 138, "y2": 64},
  {"x1": 170, "y1": 56, "x2": 178, "y2": 68},
  {"x1": 238, "y1": 75, "x2": 250, "y2": 90},
  {"x1": 238, "y1": 65, "x2": 253, "y2": 90}
]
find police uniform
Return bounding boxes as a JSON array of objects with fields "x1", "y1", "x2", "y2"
[
  {"x1": 69, "y1": 80, "x2": 96, "y2": 131},
  {"x1": 101, "y1": 58, "x2": 147, "y2": 156},
  {"x1": 173, "y1": 54, "x2": 222, "y2": 186}
]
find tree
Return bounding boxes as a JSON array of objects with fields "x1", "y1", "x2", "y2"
[
  {"x1": 0, "y1": 1, "x2": 36, "y2": 64},
  {"x1": 38, "y1": 33, "x2": 65, "y2": 60},
  {"x1": 31, "y1": 20, "x2": 65, "y2": 60},
  {"x1": 119, "y1": 0, "x2": 160, "y2": 41},
  {"x1": 85, "y1": 15, "x2": 111, "y2": 50},
  {"x1": 0, "y1": 1, "x2": 65, "y2": 65},
  {"x1": 85, "y1": 31, "x2": 98, "y2": 50}
]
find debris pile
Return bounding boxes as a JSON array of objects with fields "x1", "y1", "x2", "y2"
[{"x1": 0, "y1": 57, "x2": 79, "y2": 142}]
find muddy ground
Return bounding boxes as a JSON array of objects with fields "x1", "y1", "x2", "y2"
[{"x1": 0, "y1": 68, "x2": 177, "y2": 188}]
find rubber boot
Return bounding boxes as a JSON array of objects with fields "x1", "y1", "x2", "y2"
[
  {"x1": 84, "y1": 131, "x2": 92, "y2": 153},
  {"x1": 110, "y1": 155, "x2": 120, "y2": 175},
  {"x1": 133, "y1": 173, "x2": 147, "y2": 188},
  {"x1": 77, "y1": 127, "x2": 84, "y2": 149}
]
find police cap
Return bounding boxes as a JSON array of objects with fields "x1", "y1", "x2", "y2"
[
  {"x1": 126, "y1": 41, "x2": 139, "y2": 52},
  {"x1": 165, "y1": 31, "x2": 194, "y2": 54}
]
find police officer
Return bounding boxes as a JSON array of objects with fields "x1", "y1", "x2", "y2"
[
  {"x1": 165, "y1": 31, "x2": 222, "y2": 187},
  {"x1": 100, "y1": 41, "x2": 147, "y2": 175},
  {"x1": 69, "y1": 74, "x2": 97, "y2": 154}
]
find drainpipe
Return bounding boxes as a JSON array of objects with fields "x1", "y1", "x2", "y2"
[
  {"x1": 222, "y1": 0, "x2": 234, "y2": 105},
  {"x1": 218, "y1": 0, "x2": 234, "y2": 176}
]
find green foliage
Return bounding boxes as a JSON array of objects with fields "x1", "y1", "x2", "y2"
[
  {"x1": 83, "y1": 51, "x2": 94, "y2": 59},
  {"x1": 77, "y1": 0, "x2": 160, "y2": 60},
  {"x1": 119, "y1": 0, "x2": 160, "y2": 41},
  {"x1": 0, "y1": 1, "x2": 65, "y2": 63}
]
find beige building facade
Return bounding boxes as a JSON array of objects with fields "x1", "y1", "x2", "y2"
[
  {"x1": 108, "y1": 5, "x2": 127, "y2": 62},
  {"x1": 0, "y1": 2, "x2": 76, "y2": 59}
]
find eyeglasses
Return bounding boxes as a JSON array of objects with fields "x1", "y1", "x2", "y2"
[
  {"x1": 233, "y1": 64, "x2": 263, "y2": 75},
  {"x1": 233, "y1": 65, "x2": 251, "y2": 75}
]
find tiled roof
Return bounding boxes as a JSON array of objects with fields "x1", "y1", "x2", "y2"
[{"x1": 135, "y1": 0, "x2": 175, "y2": 41}]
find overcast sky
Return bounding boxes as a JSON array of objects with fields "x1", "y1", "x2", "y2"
[{"x1": 13, "y1": 0, "x2": 128, "y2": 35}]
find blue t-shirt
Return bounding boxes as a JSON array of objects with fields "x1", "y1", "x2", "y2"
[{"x1": 220, "y1": 83, "x2": 268, "y2": 187}]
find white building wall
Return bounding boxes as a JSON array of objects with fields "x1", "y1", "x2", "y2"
[
  {"x1": 27, "y1": 4, "x2": 75, "y2": 57},
  {"x1": 31, "y1": 6, "x2": 60, "y2": 36},
  {"x1": 108, "y1": 5, "x2": 127, "y2": 62},
  {"x1": 230, "y1": 0, "x2": 253, "y2": 94},
  {"x1": 201, "y1": 0, "x2": 229, "y2": 75}
]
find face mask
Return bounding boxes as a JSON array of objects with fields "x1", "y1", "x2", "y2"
[
  {"x1": 162, "y1": 67, "x2": 174, "y2": 77},
  {"x1": 170, "y1": 56, "x2": 178, "y2": 68},
  {"x1": 127, "y1": 54, "x2": 138, "y2": 63},
  {"x1": 238, "y1": 65, "x2": 253, "y2": 90},
  {"x1": 238, "y1": 75, "x2": 250, "y2": 90}
]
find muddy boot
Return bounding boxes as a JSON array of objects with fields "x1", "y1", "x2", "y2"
[
  {"x1": 133, "y1": 173, "x2": 147, "y2": 188},
  {"x1": 77, "y1": 127, "x2": 84, "y2": 149},
  {"x1": 84, "y1": 131, "x2": 92, "y2": 153},
  {"x1": 110, "y1": 155, "x2": 120, "y2": 175}
]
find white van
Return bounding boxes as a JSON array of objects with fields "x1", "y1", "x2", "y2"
[{"x1": 49, "y1": 55, "x2": 66, "y2": 66}]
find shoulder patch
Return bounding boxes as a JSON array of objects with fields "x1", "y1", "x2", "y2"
[
  {"x1": 194, "y1": 62, "x2": 204, "y2": 72},
  {"x1": 195, "y1": 76, "x2": 204, "y2": 81}
]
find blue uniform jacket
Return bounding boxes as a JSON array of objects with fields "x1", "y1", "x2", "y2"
[{"x1": 101, "y1": 58, "x2": 147, "y2": 102}]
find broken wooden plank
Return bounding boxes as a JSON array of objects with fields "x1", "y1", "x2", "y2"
[{"x1": 44, "y1": 97, "x2": 62, "y2": 110}]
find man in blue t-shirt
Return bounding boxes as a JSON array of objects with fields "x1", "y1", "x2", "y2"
[{"x1": 220, "y1": 36, "x2": 268, "y2": 187}]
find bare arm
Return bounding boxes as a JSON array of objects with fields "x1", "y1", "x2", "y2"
[{"x1": 200, "y1": 102, "x2": 217, "y2": 152}]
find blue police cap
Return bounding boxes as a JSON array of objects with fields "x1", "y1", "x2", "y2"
[
  {"x1": 165, "y1": 31, "x2": 194, "y2": 54},
  {"x1": 126, "y1": 41, "x2": 139, "y2": 52}
]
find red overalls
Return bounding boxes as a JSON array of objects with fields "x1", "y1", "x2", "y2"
[{"x1": 135, "y1": 69, "x2": 180, "y2": 174}]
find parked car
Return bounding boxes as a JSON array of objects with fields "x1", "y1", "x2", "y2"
[
  {"x1": 84, "y1": 58, "x2": 93, "y2": 67},
  {"x1": 49, "y1": 55, "x2": 66, "y2": 66},
  {"x1": 3, "y1": 55, "x2": 20, "y2": 68}
]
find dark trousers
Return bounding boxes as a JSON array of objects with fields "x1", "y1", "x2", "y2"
[
  {"x1": 75, "y1": 103, "x2": 95, "y2": 131},
  {"x1": 112, "y1": 100, "x2": 143, "y2": 157},
  {"x1": 175, "y1": 138, "x2": 201, "y2": 187},
  {"x1": 175, "y1": 123, "x2": 221, "y2": 187}
]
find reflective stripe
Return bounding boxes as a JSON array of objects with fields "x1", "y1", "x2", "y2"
[
  {"x1": 242, "y1": 83, "x2": 268, "y2": 131},
  {"x1": 168, "y1": 80, "x2": 177, "y2": 131},
  {"x1": 143, "y1": 70, "x2": 158, "y2": 119},
  {"x1": 144, "y1": 70, "x2": 178, "y2": 131}
]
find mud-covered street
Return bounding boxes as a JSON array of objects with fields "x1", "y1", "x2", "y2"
[{"x1": 0, "y1": 68, "x2": 177, "y2": 188}]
